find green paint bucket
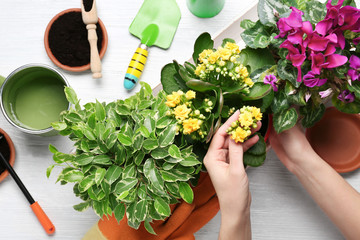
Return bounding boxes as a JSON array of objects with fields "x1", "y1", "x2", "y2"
[
  {"x1": 0, "y1": 64, "x2": 70, "y2": 136},
  {"x1": 186, "y1": 0, "x2": 225, "y2": 18}
]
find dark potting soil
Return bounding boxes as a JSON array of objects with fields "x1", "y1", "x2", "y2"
[
  {"x1": 0, "y1": 134, "x2": 11, "y2": 175},
  {"x1": 83, "y1": 0, "x2": 94, "y2": 12},
  {"x1": 48, "y1": 11, "x2": 103, "y2": 67}
]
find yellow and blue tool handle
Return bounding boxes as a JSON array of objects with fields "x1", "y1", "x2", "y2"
[{"x1": 124, "y1": 44, "x2": 148, "y2": 90}]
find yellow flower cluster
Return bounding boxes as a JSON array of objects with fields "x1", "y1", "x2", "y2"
[
  {"x1": 195, "y1": 42, "x2": 253, "y2": 88},
  {"x1": 226, "y1": 106, "x2": 263, "y2": 143},
  {"x1": 165, "y1": 90, "x2": 208, "y2": 137}
]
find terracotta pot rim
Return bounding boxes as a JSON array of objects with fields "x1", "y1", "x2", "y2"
[
  {"x1": 305, "y1": 106, "x2": 360, "y2": 173},
  {"x1": 44, "y1": 8, "x2": 108, "y2": 72},
  {"x1": 0, "y1": 128, "x2": 15, "y2": 183}
]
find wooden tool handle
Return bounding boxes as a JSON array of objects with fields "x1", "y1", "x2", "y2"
[{"x1": 87, "y1": 24, "x2": 102, "y2": 78}]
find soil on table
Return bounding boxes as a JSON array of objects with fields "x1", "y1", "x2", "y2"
[{"x1": 0, "y1": 133, "x2": 11, "y2": 174}]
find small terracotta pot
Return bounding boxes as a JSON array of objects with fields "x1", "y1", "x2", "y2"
[
  {"x1": 44, "y1": 8, "x2": 108, "y2": 72},
  {"x1": 306, "y1": 107, "x2": 360, "y2": 173},
  {"x1": 0, "y1": 128, "x2": 15, "y2": 183}
]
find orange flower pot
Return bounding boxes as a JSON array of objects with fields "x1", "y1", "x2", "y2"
[{"x1": 0, "y1": 128, "x2": 16, "y2": 183}]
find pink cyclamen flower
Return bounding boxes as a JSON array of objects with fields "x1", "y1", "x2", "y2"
[
  {"x1": 337, "y1": 90, "x2": 355, "y2": 103},
  {"x1": 303, "y1": 71, "x2": 327, "y2": 87},
  {"x1": 319, "y1": 88, "x2": 333, "y2": 98},
  {"x1": 275, "y1": 7, "x2": 304, "y2": 39},
  {"x1": 347, "y1": 55, "x2": 360, "y2": 81},
  {"x1": 263, "y1": 74, "x2": 278, "y2": 92}
]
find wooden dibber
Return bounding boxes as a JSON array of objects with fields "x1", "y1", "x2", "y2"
[{"x1": 81, "y1": 0, "x2": 102, "y2": 78}]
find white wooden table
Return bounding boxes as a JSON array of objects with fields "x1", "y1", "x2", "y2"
[{"x1": 0, "y1": 0, "x2": 359, "y2": 239}]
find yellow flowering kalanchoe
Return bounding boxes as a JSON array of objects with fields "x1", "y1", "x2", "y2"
[
  {"x1": 165, "y1": 90, "x2": 212, "y2": 139},
  {"x1": 226, "y1": 106, "x2": 263, "y2": 143},
  {"x1": 195, "y1": 42, "x2": 254, "y2": 88}
]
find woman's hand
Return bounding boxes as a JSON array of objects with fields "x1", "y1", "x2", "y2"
[{"x1": 204, "y1": 110, "x2": 260, "y2": 240}]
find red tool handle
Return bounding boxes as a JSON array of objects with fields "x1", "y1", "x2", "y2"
[{"x1": 30, "y1": 202, "x2": 55, "y2": 235}]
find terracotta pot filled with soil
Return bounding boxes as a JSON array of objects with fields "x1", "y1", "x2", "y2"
[
  {"x1": 44, "y1": 8, "x2": 108, "y2": 72},
  {"x1": 0, "y1": 128, "x2": 15, "y2": 183}
]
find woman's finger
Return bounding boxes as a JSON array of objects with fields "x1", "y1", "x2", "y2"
[
  {"x1": 243, "y1": 135, "x2": 260, "y2": 152},
  {"x1": 228, "y1": 136, "x2": 245, "y2": 173}
]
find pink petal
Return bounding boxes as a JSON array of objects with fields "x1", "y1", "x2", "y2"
[
  {"x1": 315, "y1": 19, "x2": 333, "y2": 36},
  {"x1": 347, "y1": 69, "x2": 359, "y2": 81},
  {"x1": 324, "y1": 44, "x2": 336, "y2": 56},
  {"x1": 288, "y1": 31, "x2": 304, "y2": 44},
  {"x1": 285, "y1": 8, "x2": 304, "y2": 28},
  {"x1": 301, "y1": 21, "x2": 313, "y2": 35},
  {"x1": 349, "y1": 55, "x2": 360, "y2": 69},
  {"x1": 354, "y1": 37, "x2": 360, "y2": 45},
  {"x1": 297, "y1": 66, "x2": 302, "y2": 82},
  {"x1": 336, "y1": 31, "x2": 345, "y2": 49},
  {"x1": 325, "y1": 33, "x2": 337, "y2": 43},
  {"x1": 290, "y1": 54, "x2": 306, "y2": 67},
  {"x1": 305, "y1": 92, "x2": 311, "y2": 102},
  {"x1": 319, "y1": 88, "x2": 333, "y2": 98},
  {"x1": 326, "y1": 54, "x2": 348, "y2": 68},
  {"x1": 311, "y1": 53, "x2": 325, "y2": 75},
  {"x1": 308, "y1": 34, "x2": 329, "y2": 51}
]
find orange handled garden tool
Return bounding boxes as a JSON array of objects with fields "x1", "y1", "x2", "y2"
[
  {"x1": 124, "y1": 0, "x2": 181, "y2": 90},
  {"x1": 0, "y1": 151, "x2": 55, "y2": 235}
]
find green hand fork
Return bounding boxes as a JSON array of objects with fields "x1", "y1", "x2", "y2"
[{"x1": 124, "y1": 0, "x2": 181, "y2": 90}]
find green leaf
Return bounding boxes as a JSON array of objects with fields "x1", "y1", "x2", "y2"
[
  {"x1": 168, "y1": 145, "x2": 182, "y2": 159},
  {"x1": 271, "y1": 91, "x2": 290, "y2": 114},
  {"x1": 87, "y1": 113, "x2": 96, "y2": 129},
  {"x1": 106, "y1": 132, "x2": 118, "y2": 149},
  {"x1": 144, "y1": 159, "x2": 165, "y2": 192},
  {"x1": 151, "y1": 147, "x2": 170, "y2": 159},
  {"x1": 64, "y1": 87, "x2": 78, "y2": 105},
  {"x1": 93, "y1": 155, "x2": 112, "y2": 165},
  {"x1": 95, "y1": 100, "x2": 106, "y2": 121},
  {"x1": 277, "y1": 59, "x2": 301, "y2": 88},
  {"x1": 156, "y1": 116, "x2": 173, "y2": 129},
  {"x1": 273, "y1": 108, "x2": 298, "y2": 133},
  {"x1": 186, "y1": 79, "x2": 217, "y2": 92},
  {"x1": 143, "y1": 139, "x2": 159, "y2": 150},
  {"x1": 122, "y1": 164, "x2": 136, "y2": 178},
  {"x1": 116, "y1": 105, "x2": 131, "y2": 115},
  {"x1": 46, "y1": 165, "x2": 55, "y2": 178},
  {"x1": 78, "y1": 175, "x2": 96, "y2": 192},
  {"x1": 132, "y1": 133, "x2": 144, "y2": 151},
  {"x1": 93, "y1": 200, "x2": 105, "y2": 218},
  {"x1": 303, "y1": 0, "x2": 327, "y2": 23},
  {"x1": 160, "y1": 169, "x2": 191, "y2": 182},
  {"x1": 241, "y1": 83, "x2": 271, "y2": 100},
  {"x1": 192, "y1": 32, "x2": 214, "y2": 64},
  {"x1": 240, "y1": 21, "x2": 273, "y2": 49},
  {"x1": 105, "y1": 166, "x2": 123, "y2": 185},
  {"x1": 73, "y1": 201, "x2": 91, "y2": 212},
  {"x1": 246, "y1": 134, "x2": 266, "y2": 156},
  {"x1": 134, "y1": 151, "x2": 145, "y2": 166},
  {"x1": 65, "y1": 112, "x2": 82, "y2": 122},
  {"x1": 299, "y1": 104, "x2": 325, "y2": 128},
  {"x1": 138, "y1": 125, "x2": 151, "y2": 138},
  {"x1": 154, "y1": 197, "x2": 171, "y2": 217},
  {"x1": 51, "y1": 122, "x2": 67, "y2": 131},
  {"x1": 161, "y1": 63, "x2": 188, "y2": 94},
  {"x1": 348, "y1": 81, "x2": 360, "y2": 99},
  {"x1": 114, "y1": 203, "x2": 126, "y2": 223},
  {"x1": 135, "y1": 200, "x2": 148, "y2": 222},
  {"x1": 332, "y1": 95, "x2": 360, "y2": 114},
  {"x1": 238, "y1": 47, "x2": 275, "y2": 72},
  {"x1": 180, "y1": 155, "x2": 201, "y2": 167},
  {"x1": 243, "y1": 152, "x2": 266, "y2": 167},
  {"x1": 240, "y1": 19, "x2": 257, "y2": 30},
  {"x1": 165, "y1": 182, "x2": 180, "y2": 198},
  {"x1": 144, "y1": 220, "x2": 156, "y2": 235},
  {"x1": 48, "y1": 144, "x2": 58, "y2": 154},
  {"x1": 63, "y1": 170, "x2": 84, "y2": 182},
  {"x1": 95, "y1": 168, "x2": 106, "y2": 186},
  {"x1": 82, "y1": 126, "x2": 96, "y2": 141},
  {"x1": 179, "y1": 182, "x2": 194, "y2": 204},
  {"x1": 258, "y1": 0, "x2": 290, "y2": 26},
  {"x1": 117, "y1": 133, "x2": 132, "y2": 146},
  {"x1": 88, "y1": 186, "x2": 106, "y2": 201},
  {"x1": 158, "y1": 125, "x2": 176, "y2": 147},
  {"x1": 75, "y1": 154, "x2": 94, "y2": 166},
  {"x1": 114, "y1": 178, "x2": 138, "y2": 195}
]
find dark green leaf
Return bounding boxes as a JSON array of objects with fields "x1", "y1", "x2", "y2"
[
  {"x1": 243, "y1": 152, "x2": 266, "y2": 167},
  {"x1": 75, "y1": 154, "x2": 94, "y2": 166},
  {"x1": 348, "y1": 81, "x2": 360, "y2": 99},
  {"x1": 143, "y1": 139, "x2": 159, "y2": 150},
  {"x1": 192, "y1": 32, "x2": 214, "y2": 64},
  {"x1": 161, "y1": 63, "x2": 187, "y2": 94},
  {"x1": 299, "y1": 104, "x2": 325, "y2": 128},
  {"x1": 134, "y1": 151, "x2": 145, "y2": 166},
  {"x1": 258, "y1": 0, "x2": 290, "y2": 26},
  {"x1": 93, "y1": 155, "x2": 112, "y2": 165},
  {"x1": 114, "y1": 203, "x2": 126, "y2": 223},
  {"x1": 238, "y1": 47, "x2": 275, "y2": 72},
  {"x1": 332, "y1": 95, "x2": 360, "y2": 114},
  {"x1": 186, "y1": 79, "x2": 217, "y2": 92},
  {"x1": 277, "y1": 59, "x2": 301, "y2": 88},
  {"x1": 273, "y1": 108, "x2": 298, "y2": 133},
  {"x1": 144, "y1": 220, "x2": 156, "y2": 235},
  {"x1": 271, "y1": 91, "x2": 290, "y2": 114},
  {"x1": 73, "y1": 201, "x2": 91, "y2": 212},
  {"x1": 241, "y1": 83, "x2": 271, "y2": 100},
  {"x1": 114, "y1": 178, "x2": 138, "y2": 196}
]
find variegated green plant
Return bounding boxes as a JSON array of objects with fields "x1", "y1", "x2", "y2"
[{"x1": 47, "y1": 82, "x2": 201, "y2": 233}]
